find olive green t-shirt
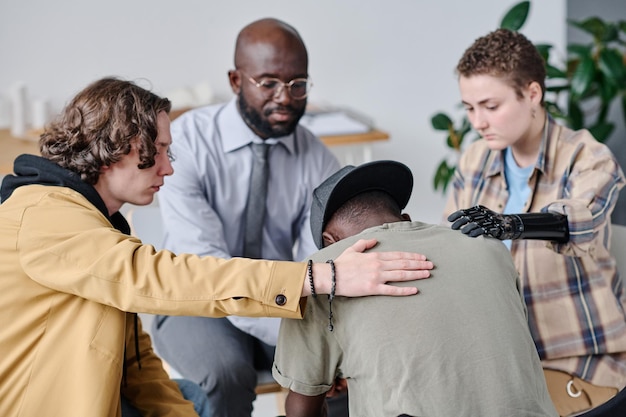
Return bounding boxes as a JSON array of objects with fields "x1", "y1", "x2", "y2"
[{"x1": 273, "y1": 221, "x2": 557, "y2": 417}]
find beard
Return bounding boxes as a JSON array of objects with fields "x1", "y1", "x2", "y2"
[{"x1": 238, "y1": 92, "x2": 306, "y2": 139}]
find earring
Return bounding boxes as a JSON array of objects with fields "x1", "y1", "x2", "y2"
[{"x1": 531, "y1": 108, "x2": 536, "y2": 119}]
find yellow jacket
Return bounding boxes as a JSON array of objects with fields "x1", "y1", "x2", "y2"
[{"x1": 0, "y1": 185, "x2": 305, "y2": 417}]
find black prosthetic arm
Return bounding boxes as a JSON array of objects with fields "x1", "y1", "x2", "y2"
[{"x1": 448, "y1": 205, "x2": 570, "y2": 243}]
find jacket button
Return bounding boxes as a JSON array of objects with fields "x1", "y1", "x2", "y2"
[{"x1": 275, "y1": 294, "x2": 287, "y2": 306}]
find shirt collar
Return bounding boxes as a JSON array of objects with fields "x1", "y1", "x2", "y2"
[
  {"x1": 535, "y1": 113, "x2": 554, "y2": 176},
  {"x1": 219, "y1": 98, "x2": 296, "y2": 155},
  {"x1": 485, "y1": 149, "x2": 504, "y2": 178}
]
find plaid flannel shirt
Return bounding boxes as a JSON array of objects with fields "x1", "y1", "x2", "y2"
[{"x1": 444, "y1": 116, "x2": 626, "y2": 389}]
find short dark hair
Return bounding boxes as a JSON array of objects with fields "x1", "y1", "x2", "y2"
[
  {"x1": 39, "y1": 77, "x2": 171, "y2": 184},
  {"x1": 329, "y1": 190, "x2": 402, "y2": 229},
  {"x1": 456, "y1": 29, "x2": 546, "y2": 103}
]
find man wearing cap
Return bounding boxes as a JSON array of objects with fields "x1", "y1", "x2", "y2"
[{"x1": 272, "y1": 160, "x2": 558, "y2": 417}]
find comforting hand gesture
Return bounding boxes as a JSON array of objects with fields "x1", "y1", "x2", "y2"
[
  {"x1": 447, "y1": 205, "x2": 523, "y2": 240},
  {"x1": 311, "y1": 239, "x2": 434, "y2": 298}
]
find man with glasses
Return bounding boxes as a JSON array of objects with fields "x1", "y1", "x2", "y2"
[{"x1": 152, "y1": 18, "x2": 345, "y2": 416}]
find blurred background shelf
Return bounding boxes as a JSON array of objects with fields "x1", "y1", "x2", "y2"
[
  {"x1": 1, "y1": 128, "x2": 40, "y2": 175},
  {"x1": 1, "y1": 125, "x2": 389, "y2": 175}
]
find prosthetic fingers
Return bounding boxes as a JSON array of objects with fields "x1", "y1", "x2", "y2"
[{"x1": 447, "y1": 205, "x2": 570, "y2": 243}]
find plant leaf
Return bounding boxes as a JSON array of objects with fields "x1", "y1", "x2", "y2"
[
  {"x1": 433, "y1": 160, "x2": 450, "y2": 191},
  {"x1": 500, "y1": 1, "x2": 530, "y2": 31},
  {"x1": 448, "y1": 118, "x2": 473, "y2": 150},
  {"x1": 546, "y1": 64, "x2": 567, "y2": 79},
  {"x1": 567, "y1": 43, "x2": 593, "y2": 58},
  {"x1": 570, "y1": 55, "x2": 596, "y2": 98},
  {"x1": 598, "y1": 74, "x2": 618, "y2": 104},
  {"x1": 599, "y1": 48, "x2": 626, "y2": 85},
  {"x1": 588, "y1": 121, "x2": 614, "y2": 143},
  {"x1": 442, "y1": 164, "x2": 457, "y2": 193},
  {"x1": 596, "y1": 97, "x2": 610, "y2": 126},
  {"x1": 535, "y1": 43, "x2": 553, "y2": 63},
  {"x1": 622, "y1": 94, "x2": 626, "y2": 133},
  {"x1": 602, "y1": 23, "x2": 619, "y2": 43},
  {"x1": 568, "y1": 99, "x2": 584, "y2": 130},
  {"x1": 569, "y1": 17, "x2": 607, "y2": 42},
  {"x1": 431, "y1": 113, "x2": 453, "y2": 131}
]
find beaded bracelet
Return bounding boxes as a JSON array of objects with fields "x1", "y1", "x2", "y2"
[
  {"x1": 326, "y1": 259, "x2": 336, "y2": 331},
  {"x1": 307, "y1": 259, "x2": 316, "y2": 298}
]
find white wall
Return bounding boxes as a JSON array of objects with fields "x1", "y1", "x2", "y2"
[{"x1": 0, "y1": 0, "x2": 566, "y2": 223}]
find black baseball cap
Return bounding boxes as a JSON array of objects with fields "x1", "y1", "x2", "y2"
[{"x1": 310, "y1": 160, "x2": 413, "y2": 249}]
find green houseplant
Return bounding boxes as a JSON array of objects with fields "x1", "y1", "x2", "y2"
[{"x1": 431, "y1": 1, "x2": 626, "y2": 193}]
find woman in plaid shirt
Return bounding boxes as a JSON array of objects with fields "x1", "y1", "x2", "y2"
[{"x1": 444, "y1": 28, "x2": 626, "y2": 416}]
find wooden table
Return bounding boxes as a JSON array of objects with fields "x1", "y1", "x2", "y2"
[
  {"x1": 321, "y1": 129, "x2": 389, "y2": 164},
  {"x1": 1, "y1": 127, "x2": 389, "y2": 175}
]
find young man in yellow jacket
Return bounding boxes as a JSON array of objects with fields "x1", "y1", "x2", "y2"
[{"x1": 0, "y1": 77, "x2": 433, "y2": 417}]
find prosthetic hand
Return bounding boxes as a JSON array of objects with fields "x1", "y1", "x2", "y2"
[{"x1": 448, "y1": 205, "x2": 570, "y2": 243}]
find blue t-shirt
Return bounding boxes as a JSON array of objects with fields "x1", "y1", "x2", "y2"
[{"x1": 503, "y1": 148, "x2": 534, "y2": 249}]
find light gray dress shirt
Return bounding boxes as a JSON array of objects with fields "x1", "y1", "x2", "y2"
[{"x1": 158, "y1": 98, "x2": 340, "y2": 344}]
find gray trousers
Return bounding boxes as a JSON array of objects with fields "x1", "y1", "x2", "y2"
[
  {"x1": 152, "y1": 315, "x2": 348, "y2": 417},
  {"x1": 152, "y1": 316, "x2": 265, "y2": 417}
]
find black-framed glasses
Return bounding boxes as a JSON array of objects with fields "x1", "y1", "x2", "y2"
[{"x1": 241, "y1": 71, "x2": 313, "y2": 100}]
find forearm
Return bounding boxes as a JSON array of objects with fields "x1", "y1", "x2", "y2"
[
  {"x1": 285, "y1": 391, "x2": 327, "y2": 417},
  {"x1": 23, "y1": 224, "x2": 307, "y2": 318},
  {"x1": 506, "y1": 212, "x2": 570, "y2": 243}
]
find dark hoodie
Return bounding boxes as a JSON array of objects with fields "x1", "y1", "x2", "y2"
[
  {"x1": 1, "y1": 153, "x2": 142, "y2": 375},
  {"x1": 1, "y1": 154, "x2": 130, "y2": 234}
]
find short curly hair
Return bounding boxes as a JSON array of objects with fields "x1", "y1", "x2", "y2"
[
  {"x1": 456, "y1": 29, "x2": 546, "y2": 103},
  {"x1": 40, "y1": 77, "x2": 171, "y2": 185}
]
